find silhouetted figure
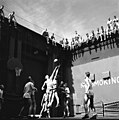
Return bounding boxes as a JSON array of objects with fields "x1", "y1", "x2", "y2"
[
  {"x1": 74, "y1": 32, "x2": 79, "y2": 49},
  {"x1": 0, "y1": 5, "x2": 5, "y2": 22},
  {"x1": 91, "y1": 30, "x2": 97, "y2": 52},
  {"x1": 65, "y1": 38, "x2": 69, "y2": 50},
  {"x1": 71, "y1": 38, "x2": 75, "y2": 60},
  {"x1": 71, "y1": 38, "x2": 75, "y2": 50},
  {"x1": 96, "y1": 28, "x2": 102, "y2": 50},
  {"x1": 59, "y1": 38, "x2": 64, "y2": 48},
  {"x1": 8, "y1": 11, "x2": 17, "y2": 28},
  {"x1": 42, "y1": 29, "x2": 49, "y2": 44},
  {"x1": 75, "y1": 31, "x2": 79, "y2": 43},
  {"x1": 113, "y1": 16, "x2": 119, "y2": 31},
  {"x1": 50, "y1": 33, "x2": 56, "y2": 45},
  {"x1": 100, "y1": 26, "x2": 106, "y2": 49},
  {"x1": 86, "y1": 33, "x2": 91, "y2": 54},
  {"x1": 107, "y1": 18, "x2": 113, "y2": 30}
]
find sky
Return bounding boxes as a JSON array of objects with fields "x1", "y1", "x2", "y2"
[{"x1": 0, "y1": 0, "x2": 119, "y2": 43}]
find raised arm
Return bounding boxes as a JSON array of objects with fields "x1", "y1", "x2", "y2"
[
  {"x1": 53, "y1": 65, "x2": 60, "y2": 80},
  {"x1": 51, "y1": 65, "x2": 61, "y2": 80},
  {"x1": 50, "y1": 66, "x2": 58, "y2": 80},
  {"x1": 41, "y1": 81, "x2": 46, "y2": 90}
]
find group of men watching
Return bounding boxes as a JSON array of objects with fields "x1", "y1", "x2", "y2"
[
  {"x1": 1, "y1": 5, "x2": 119, "y2": 52},
  {"x1": 0, "y1": 5, "x2": 17, "y2": 28},
  {"x1": 59, "y1": 15, "x2": 119, "y2": 52}
]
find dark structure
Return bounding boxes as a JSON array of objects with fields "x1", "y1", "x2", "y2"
[{"x1": 0, "y1": 17, "x2": 73, "y2": 118}]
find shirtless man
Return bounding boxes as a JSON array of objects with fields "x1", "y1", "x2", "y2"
[
  {"x1": 41, "y1": 75, "x2": 53, "y2": 108},
  {"x1": 49, "y1": 65, "x2": 60, "y2": 108},
  {"x1": 39, "y1": 92, "x2": 49, "y2": 118},
  {"x1": 82, "y1": 72, "x2": 95, "y2": 119},
  {"x1": 63, "y1": 83, "x2": 70, "y2": 117}
]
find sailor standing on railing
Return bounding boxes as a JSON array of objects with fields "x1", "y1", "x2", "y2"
[
  {"x1": 42, "y1": 29, "x2": 49, "y2": 44},
  {"x1": 8, "y1": 11, "x2": 17, "y2": 28},
  {"x1": 107, "y1": 18, "x2": 113, "y2": 30},
  {"x1": 50, "y1": 33, "x2": 56, "y2": 46},
  {"x1": 0, "y1": 5, "x2": 5, "y2": 22},
  {"x1": 113, "y1": 16, "x2": 119, "y2": 31}
]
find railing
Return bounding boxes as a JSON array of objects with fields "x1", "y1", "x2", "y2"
[
  {"x1": 72, "y1": 31, "x2": 119, "y2": 61},
  {"x1": 73, "y1": 101, "x2": 119, "y2": 118},
  {"x1": 103, "y1": 101, "x2": 119, "y2": 117}
]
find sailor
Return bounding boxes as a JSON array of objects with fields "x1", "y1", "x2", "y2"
[
  {"x1": 107, "y1": 18, "x2": 113, "y2": 29},
  {"x1": 49, "y1": 65, "x2": 60, "y2": 108},
  {"x1": 51, "y1": 33, "x2": 56, "y2": 46},
  {"x1": 39, "y1": 92, "x2": 50, "y2": 118},
  {"x1": 0, "y1": 5, "x2": 5, "y2": 22},
  {"x1": 63, "y1": 83, "x2": 70, "y2": 117},
  {"x1": 82, "y1": 72, "x2": 96, "y2": 119},
  {"x1": 41, "y1": 75, "x2": 53, "y2": 108},
  {"x1": 8, "y1": 11, "x2": 17, "y2": 28},
  {"x1": 19, "y1": 76, "x2": 37, "y2": 117},
  {"x1": 113, "y1": 16, "x2": 119, "y2": 31},
  {"x1": 42, "y1": 29, "x2": 49, "y2": 44}
]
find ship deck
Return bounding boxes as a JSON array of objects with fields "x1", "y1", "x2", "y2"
[
  {"x1": 1, "y1": 112, "x2": 119, "y2": 120},
  {"x1": 1, "y1": 101, "x2": 119, "y2": 120}
]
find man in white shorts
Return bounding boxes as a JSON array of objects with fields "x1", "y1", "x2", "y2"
[{"x1": 82, "y1": 72, "x2": 96, "y2": 119}]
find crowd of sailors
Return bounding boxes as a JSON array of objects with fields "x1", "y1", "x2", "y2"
[
  {"x1": 62, "y1": 16, "x2": 119, "y2": 50},
  {"x1": 0, "y1": 5, "x2": 119, "y2": 52},
  {"x1": 42, "y1": 15, "x2": 119, "y2": 54},
  {"x1": 0, "y1": 5, "x2": 17, "y2": 28}
]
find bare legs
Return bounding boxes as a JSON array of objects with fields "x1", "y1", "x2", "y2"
[
  {"x1": 64, "y1": 99, "x2": 70, "y2": 117},
  {"x1": 19, "y1": 97, "x2": 36, "y2": 117},
  {"x1": 50, "y1": 91, "x2": 59, "y2": 107}
]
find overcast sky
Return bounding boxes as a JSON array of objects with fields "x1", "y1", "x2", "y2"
[{"x1": 0, "y1": 0, "x2": 119, "y2": 42}]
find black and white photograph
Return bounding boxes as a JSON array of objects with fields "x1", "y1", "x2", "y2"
[{"x1": 0, "y1": 0, "x2": 119, "y2": 119}]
